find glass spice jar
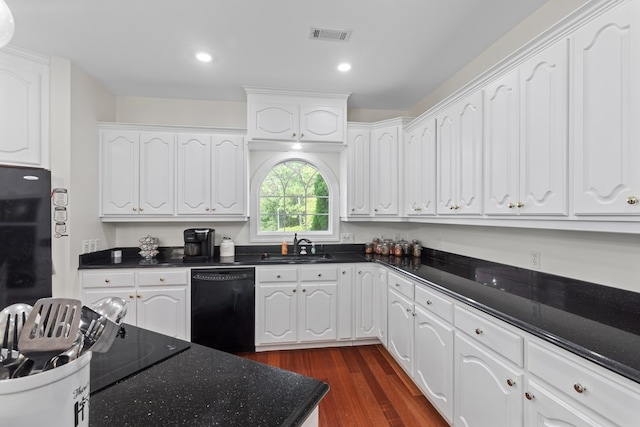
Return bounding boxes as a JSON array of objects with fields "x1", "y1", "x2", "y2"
[
  {"x1": 412, "y1": 243, "x2": 422, "y2": 258},
  {"x1": 380, "y1": 242, "x2": 390, "y2": 256},
  {"x1": 364, "y1": 242, "x2": 373, "y2": 254},
  {"x1": 394, "y1": 242, "x2": 404, "y2": 257}
]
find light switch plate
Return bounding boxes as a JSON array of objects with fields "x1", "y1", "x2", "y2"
[{"x1": 341, "y1": 233, "x2": 354, "y2": 243}]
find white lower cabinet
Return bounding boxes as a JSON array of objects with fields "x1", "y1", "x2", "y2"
[
  {"x1": 256, "y1": 266, "x2": 339, "y2": 346},
  {"x1": 387, "y1": 287, "x2": 414, "y2": 375},
  {"x1": 354, "y1": 265, "x2": 377, "y2": 339},
  {"x1": 413, "y1": 304, "x2": 454, "y2": 424},
  {"x1": 454, "y1": 333, "x2": 524, "y2": 427},
  {"x1": 81, "y1": 268, "x2": 188, "y2": 340}
]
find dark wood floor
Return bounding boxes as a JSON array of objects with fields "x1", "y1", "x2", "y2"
[{"x1": 241, "y1": 344, "x2": 449, "y2": 427}]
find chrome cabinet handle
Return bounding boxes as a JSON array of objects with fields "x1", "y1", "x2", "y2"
[
  {"x1": 508, "y1": 202, "x2": 516, "y2": 209},
  {"x1": 506, "y1": 379, "x2": 516, "y2": 387},
  {"x1": 573, "y1": 383, "x2": 586, "y2": 393},
  {"x1": 426, "y1": 300, "x2": 433, "y2": 305},
  {"x1": 627, "y1": 196, "x2": 638, "y2": 205},
  {"x1": 525, "y1": 392, "x2": 534, "y2": 400},
  {"x1": 517, "y1": 201, "x2": 524, "y2": 208},
  {"x1": 475, "y1": 328, "x2": 483, "y2": 335}
]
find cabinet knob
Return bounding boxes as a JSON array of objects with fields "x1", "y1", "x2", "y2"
[
  {"x1": 104, "y1": 278, "x2": 110, "y2": 283},
  {"x1": 129, "y1": 294, "x2": 135, "y2": 299},
  {"x1": 508, "y1": 202, "x2": 516, "y2": 209},
  {"x1": 302, "y1": 288, "x2": 306, "y2": 293},
  {"x1": 292, "y1": 289, "x2": 296, "y2": 293},
  {"x1": 406, "y1": 307, "x2": 412, "y2": 313},
  {"x1": 627, "y1": 196, "x2": 638, "y2": 205},
  {"x1": 159, "y1": 277, "x2": 165, "y2": 282},
  {"x1": 300, "y1": 133, "x2": 305, "y2": 139},
  {"x1": 525, "y1": 392, "x2": 535, "y2": 400},
  {"x1": 517, "y1": 202, "x2": 525, "y2": 208},
  {"x1": 395, "y1": 283, "x2": 400, "y2": 287},
  {"x1": 292, "y1": 132, "x2": 297, "y2": 138},
  {"x1": 475, "y1": 328, "x2": 483, "y2": 335},
  {"x1": 449, "y1": 205, "x2": 455, "y2": 210},
  {"x1": 426, "y1": 300, "x2": 433, "y2": 305},
  {"x1": 206, "y1": 208, "x2": 210, "y2": 211},
  {"x1": 342, "y1": 270, "x2": 346, "y2": 275},
  {"x1": 276, "y1": 275, "x2": 281, "y2": 279},
  {"x1": 132, "y1": 207, "x2": 137, "y2": 211},
  {"x1": 318, "y1": 273, "x2": 322, "y2": 277},
  {"x1": 139, "y1": 207, "x2": 144, "y2": 211},
  {"x1": 573, "y1": 383, "x2": 586, "y2": 393},
  {"x1": 374, "y1": 208, "x2": 378, "y2": 212},
  {"x1": 211, "y1": 207, "x2": 215, "y2": 211},
  {"x1": 351, "y1": 208, "x2": 355, "y2": 212},
  {"x1": 506, "y1": 379, "x2": 516, "y2": 387},
  {"x1": 136, "y1": 294, "x2": 141, "y2": 299},
  {"x1": 358, "y1": 271, "x2": 362, "y2": 274}
]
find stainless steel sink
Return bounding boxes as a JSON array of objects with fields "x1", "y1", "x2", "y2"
[{"x1": 259, "y1": 254, "x2": 334, "y2": 263}]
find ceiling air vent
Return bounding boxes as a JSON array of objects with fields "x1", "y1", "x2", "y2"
[{"x1": 310, "y1": 27, "x2": 352, "y2": 42}]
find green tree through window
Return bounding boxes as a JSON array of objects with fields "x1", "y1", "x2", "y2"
[{"x1": 259, "y1": 161, "x2": 329, "y2": 232}]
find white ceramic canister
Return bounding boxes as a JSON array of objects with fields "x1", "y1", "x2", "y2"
[
  {"x1": 220, "y1": 237, "x2": 235, "y2": 257},
  {"x1": 0, "y1": 351, "x2": 92, "y2": 426}
]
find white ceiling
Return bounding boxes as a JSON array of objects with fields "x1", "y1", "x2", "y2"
[{"x1": 6, "y1": 0, "x2": 548, "y2": 110}]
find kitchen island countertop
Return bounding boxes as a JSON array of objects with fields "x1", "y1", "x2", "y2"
[{"x1": 90, "y1": 327, "x2": 328, "y2": 426}]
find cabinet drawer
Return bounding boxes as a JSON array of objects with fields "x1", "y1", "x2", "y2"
[
  {"x1": 82, "y1": 271, "x2": 135, "y2": 288},
  {"x1": 415, "y1": 284, "x2": 453, "y2": 323},
  {"x1": 387, "y1": 271, "x2": 414, "y2": 299},
  {"x1": 138, "y1": 269, "x2": 188, "y2": 286},
  {"x1": 258, "y1": 267, "x2": 298, "y2": 283},
  {"x1": 299, "y1": 266, "x2": 338, "y2": 282},
  {"x1": 454, "y1": 305, "x2": 523, "y2": 367},
  {"x1": 529, "y1": 339, "x2": 640, "y2": 427}
]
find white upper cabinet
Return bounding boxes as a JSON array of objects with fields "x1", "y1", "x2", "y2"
[
  {"x1": 176, "y1": 133, "x2": 245, "y2": 216},
  {"x1": 404, "y1": 116, "x2": 436, "y2": 216},
  {"x1": 484, "y1": 40, "x2": 568, "y2": 216},
  {"x1": 371, "y1": 123, "x2": 400, "y2": 216},
  {"x1": 0, "y1": 48, "x2": 49, "y2": 169},
  {"x1": 246, "y1": 88, "x2": 349, "y2": 145},
  {"x1": 101, "y1": 130, "x2": 174, "y2": 216},
  {"x1": 345, "y1": 125, "x2": 371, "y2": 216},
  {"x1": 572, "y1": 0, "x2": 640, "y2": 216},
  {"x1": 436, "y1": 91, "x2": 483, "y2": 215}
]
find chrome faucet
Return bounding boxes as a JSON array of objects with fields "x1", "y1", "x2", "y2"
[{"x1": 293, "y1": 233, "x2": 313, "y2": 255}]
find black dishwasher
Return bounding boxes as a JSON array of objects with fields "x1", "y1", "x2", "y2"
[{"x1": 191, "y1": 268, "x2": 255, "y2": 353}]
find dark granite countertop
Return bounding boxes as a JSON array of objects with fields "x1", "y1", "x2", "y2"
[
  {"x1": 79, "y1": 245, "x2": 640, "y2": 385},
  {"x1": 90, "y1": 328, "x2": 328, "y2": 426},
  {"x1": 377, "y1": 249, "x2": 640, "y2": 385}
]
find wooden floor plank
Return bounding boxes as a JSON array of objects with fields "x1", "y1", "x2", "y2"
[{"x1": 242, "y1": 344, "x2": 449, "y2": 427}]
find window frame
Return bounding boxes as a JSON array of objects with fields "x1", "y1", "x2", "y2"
[{"x1": 250, "y1": 153, "x2": 340, "y2": 243}]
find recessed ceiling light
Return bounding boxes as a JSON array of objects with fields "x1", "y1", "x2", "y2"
[
  {"x1": 196, "y1": 52, "x2": 212, "y2": 62},
  {"x1": 337, "y1": 63, "x2": 351, "y2": 72}
]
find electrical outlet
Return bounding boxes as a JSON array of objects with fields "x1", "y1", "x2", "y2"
[
  {"x1": 89, "y1": 239, "x2": 97, "y2": 252},
  {"x1": 341, "y1": 233, "x2": 354, "y2": 243},
  {"x1": 82, "y1": 240, "x2": 90, "y2": 254},
  {"x1": 530, "y1": 251, "x2": 541, "y2": 269}
]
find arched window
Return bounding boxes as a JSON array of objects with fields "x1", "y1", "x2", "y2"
[
  {"x1": 259, "y1": 161, "x2": 329, "y2": 232},
  {"x1": 250, "y1": 153, "x2": 339, "y2": 242}
]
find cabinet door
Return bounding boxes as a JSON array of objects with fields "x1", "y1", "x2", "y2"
[
  {"x1": 176, "y1": 133, "x2": 212, "y2": 214},
  {"x1": 101, "y1": 130, "x2": 139, "y2": 215},
  {"x1": 414, "y1": 305, "x2": 454, "y2": 424},
  {"x1": 524, "y1": 379, "x2": 606, "y2": 427},
  {"x1": 436, "y1": 110, "x2": 457, "y2": 214},
  {"x1": 337, "y1": 266, "x2": 353, "y2": 340},
  {"x1": 371, "y1": 125, "x2": 399, "y2": 215},
  {"x1": 250, "y1": 102, "x2": 298, "y2": 141},
  {"x1": 454, "y1": 334, "x2": 523, "y2": 427},
  {"x1": 456, "y1": 92, "x2": 484, "y2": 215},
  {"x1": 139, "y1": 132, "x2": 175, "y2": 215},
  {"x1": 256, "y1": 283, "x2": 298, "y2": 344},
  {"x1": 137, "y1": 287, "x2": 187, "y2": 340},
  {"x1": 347, "y1": 127, "x2": 371, "y2": 216},
  {"x1": 573, "y1": 1, "x2": 640, "y2": 215},
  {"x1": 405, "y1": 118, "x2": 436, "y2": 216},
  {"x1": 299, "y1": 105, "x2": 344, "y2": 142},
  {"x1": 484, "y1": 70, "x2": 520, "y2": 215},
  {"x1": 82, "y1": 288, "x2": 136, "y2": 328},
  {"x1": 387, "y1": 288, "x2": 414, "y2": 375},
  {"x1": 374, "y1": 267, "x2": 388, "y2": 346},
  {"x1": 298, "y1": 283, "x2": 337, "y2": 342},
  {"x1": 354, "y1": 266, "x2": 376, "y2": 339},
  {"x1": 519, "y1": 41, "x2": 568, "y2": 216},
  {"x1": 0, "y1": 50, "x2": 47, "y2": 168},
  {"x1": 211, "y1": 135, "x2": 245, "y2": 215}
]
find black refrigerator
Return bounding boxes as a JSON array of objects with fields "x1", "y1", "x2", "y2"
[{"x1": 0, "y1": 165, "x2": 52, "y2": 307}]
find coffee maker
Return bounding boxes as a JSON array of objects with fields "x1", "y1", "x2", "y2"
[{"x1": 183, "y1": 228, "x2": 215, "y2": 262}]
